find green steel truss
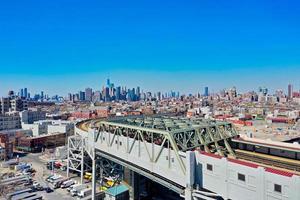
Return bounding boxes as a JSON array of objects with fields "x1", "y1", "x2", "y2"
[{"x1": 94, "y1": 117, "x2": 238, "y2": 174}]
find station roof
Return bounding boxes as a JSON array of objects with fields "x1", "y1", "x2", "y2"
[{"x1": 103, "y1": 116, "x2": 232, "y2": 132}]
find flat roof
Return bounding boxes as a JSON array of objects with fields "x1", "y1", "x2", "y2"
[{"x1": 105, "y1": 184, "x2": 129, "y2": 196}]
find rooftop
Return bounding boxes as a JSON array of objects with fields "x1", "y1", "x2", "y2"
[
  {"x1": 105, "y1": 184, "x2": 129, "y2": 196},
  {"x1": 104, "y1": 116, "x2": 233, "y2": 133}
]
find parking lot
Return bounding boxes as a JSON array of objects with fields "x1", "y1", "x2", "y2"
[{"x1": 0, "y1": 153, "x2": 83, "y2": 200}]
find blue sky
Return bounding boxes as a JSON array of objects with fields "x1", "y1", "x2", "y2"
[{"x1": 0, "y1": 0, "x2": 300, "y2": 96}]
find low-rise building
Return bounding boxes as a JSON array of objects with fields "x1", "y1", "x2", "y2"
[
  {"x1": 22, "y1": 120, "x2": 74, "y2": 137},
  {"x1": 19, "y1": 109, "x2": 46, "y2": 124}
]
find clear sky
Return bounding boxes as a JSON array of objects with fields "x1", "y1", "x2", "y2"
[{"x1": 0, "y1": 0, "x2": 300, "y2": 96}]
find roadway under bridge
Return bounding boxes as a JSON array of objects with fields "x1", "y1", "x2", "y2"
[{"x1": 70, "y1": 116, "x2": 239, "y2": 200}]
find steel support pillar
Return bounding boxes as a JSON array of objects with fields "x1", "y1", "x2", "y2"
[
  {"x1": 67, "y1": 136, "x2": 85, "y2": 184},
  {"x1": 80, "y1": 144, "x2": 84, "y2": 184}
]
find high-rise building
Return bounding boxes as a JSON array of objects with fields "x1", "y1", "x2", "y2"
[
  {"x1": 107, "y1": 78, "x2": 110, "y2": 87},
  {"x1": 93, "y1": 91, "x2": 101, "y2": 102},
  {"x1": 20, "y1": 89, "x2": 24, "y2": 98},
  {"x1": 68, "y1": 93, "x2": 73, "y2": 102},
  {"x1": 79, "y1": 91, "x2": 85, "y2": 101},
  {"x1": 204, "y1": 87, "x2": 209, "y2": 97},
  {"x1": 105, "y1": 87, "x2": 110, "y2": 102},
  {"x1": 288, "y1": 84, "x2": 293, "y2": 100},
  {"x1": 85, "y1": 88, "x2": 93, "y2": 102},
  {"x1": 136, "y1": 87, "x2": 140, "y2": 100},
  {"x1": 259, "y1": 87, "x2": 268, "y2": 96},
  {"x1": 116, "y1": 86, "x2": 121, "y2": 101},
  {"x1": 24, "y1": 88, "x2": 28, "y2": 99}
]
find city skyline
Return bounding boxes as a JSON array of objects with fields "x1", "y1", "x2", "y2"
[
  {"x1": 4, "y1": 78, "x2": 300, "y2": 100},
  {"x1": 1, "y1": 1, "x2": 300, "y2": 95}
]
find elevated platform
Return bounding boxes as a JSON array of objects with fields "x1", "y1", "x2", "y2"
[{"x1": 232, "y1": 135, "x2": 300, "y2": 160}]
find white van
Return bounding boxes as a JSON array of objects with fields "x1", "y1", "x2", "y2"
[
  {"x1": 70, "y1": 185, "x2": 88, "y2": 196},
  {"x1": 61, "y1": 180, "x2": 75, "y2": 188},
  {"x1": 67, "y1": 184, "x2": 80, "y2": 192},
  {"x1": 77, "y1": 188, "x2": 92, "y2": 198}
]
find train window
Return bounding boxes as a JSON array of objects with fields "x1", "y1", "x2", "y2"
[
  {"x1": 207, "y1": 164, "x2": 213, "y2": 171},
  {"x1": 115, "y1": 140, "x2": 118, "y2": 144},
  {"x1": 274, "y1": 184, "x2": 282, "y2": 193},
  {"x1": 238, "y1": 173, "x2": 246, "y2": 182},
  {"x1": 120, "y1": 141, "x2": 122, "y2": 146}
]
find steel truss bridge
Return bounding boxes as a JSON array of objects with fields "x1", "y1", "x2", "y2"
[{"x1": 69, "y1": 117, "x2": 238, "y2": 200}]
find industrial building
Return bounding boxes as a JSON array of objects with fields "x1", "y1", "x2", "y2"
[
  {"x1": 70, "y1": 117, "x2": 300, "y2": 200},
  {"x1": 19, "y1": 109, "x2": 46, "y2": 124},
  {"x1": 22, "y1": 120, "x2": 74, "y2": 137},
  {"x1": 16, "y1": 132, "x2": 67, "y2": 152}
]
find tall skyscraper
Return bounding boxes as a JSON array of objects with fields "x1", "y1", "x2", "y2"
[
  {"x1": 136, "y1": 86, "x2": 140, "y2": 100},
  {"x1": 288, "y1": 84, "x2": 293, "y2": 100},
  {"x1": 79, "y1": 91, "x2": 85, "y2": 101},
  {"x1": 116, "y1": 86, "x2": 121, "y2": 101},
  {"x1": 204, "y1": 87, "x2": 209, "y2": 97},
  {"x1": 105, "y1": 87, "x2": 110, "y2": 102},
  {"x1": 20, "y1": 89, "x2": 24, "y2": 98},
  {"x1": 24, "y1": 88, "x2": 28, "y2": 98},
  {"x1": 107, "y1": 78, "x2": 110, "y2": 87},
  {"x1": 85, "y1": 88, "x2": 93, "y2": 102}
]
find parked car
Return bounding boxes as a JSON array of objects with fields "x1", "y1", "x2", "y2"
[
  {"x1": 45, "y1": 187, "x2": 54, "y2": 193},
  {"x1": 33, "y1": 181, "x2": 40, "y2": 188}
]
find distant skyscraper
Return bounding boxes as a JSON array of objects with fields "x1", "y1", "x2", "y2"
[
  {"x1": 20, "y1": 89, "x2": 24, "y2": 98},
  {"x1": 94, "y1": 91, "x2": 101, "y2": 102},
  {"x1": 157, "y1": 92, "x2": 161, "y2": 101},
  {"x1": 68, "y1": 93, "x2": 73, "y2": 102},
  {"x1": 8, "y1": 91, "x2": 14, "y2": 97},
  {"x1": 79, "y1": 91, "x2": 85, "y2": 101},
  {"x1": 259, "y1": 87, "x2": 268, "y2": 96},
  {"x1": 288, "y1": 84, "x2": 293, "y2": 100},
  {"x1": 24, "y1": 88, "x2": 28, "y2": 98},
  {"x1": 136, "y1": 86, "x2": 140, "y2": 100},
  {"x1": 204, "y1": 87, "x2": 209, "y2": 97},
  {"x1": 107, "y1": 78, "x2": 110, "y2": 87},
  {"x1": 105, "y1": 87, "x2": 110, "y2": 102},
  {"x1": 85, "y1": 88, "x2": 93, "y2": 102},
  {"x1": 116, "y1": 86, "x2": 121, "y2": 101}
]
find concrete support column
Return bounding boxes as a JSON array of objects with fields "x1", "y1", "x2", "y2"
[
  {"x1": 92, "y1": 156, "x2": 96, "y2": 200},
  {"x1": 185, "y1": 188, "x2": 193, "y2": 200},
  {"x1": 92, "y1": 130, "x2": 97, "y2": 200},
  {"x1": 129, "y1": 171, "x2": 140, "y2": 200},
  {"x1": 185, "y1": 151, "x2": 195, "y2": 200}
]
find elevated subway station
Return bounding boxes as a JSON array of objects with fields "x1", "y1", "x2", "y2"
[{"x1": 70, "y1": 117, "x2": 300, "y2": 200}]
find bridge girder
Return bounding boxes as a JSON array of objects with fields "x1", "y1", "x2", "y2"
[{"x1": 95, "y1": 117, "x2": 237, "y2": 157}]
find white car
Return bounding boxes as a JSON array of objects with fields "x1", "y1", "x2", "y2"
[{"x1": 33, "y1": 181, "x2": 40, "y2": 188}]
